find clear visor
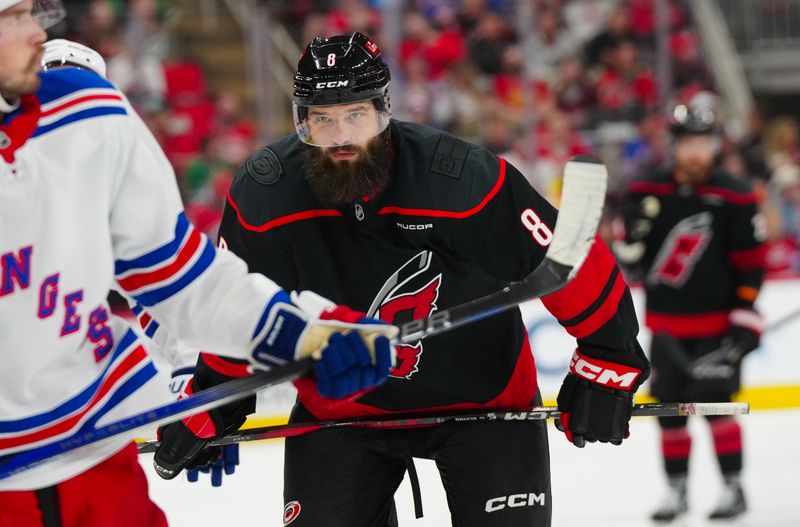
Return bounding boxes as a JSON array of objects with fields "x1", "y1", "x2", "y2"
[
  {"x1": 33, "y1": 0, "x2": 65, "y2": 29},
  {"x1": 293, "y1": 98, "x2": 390, "y2": 147}
]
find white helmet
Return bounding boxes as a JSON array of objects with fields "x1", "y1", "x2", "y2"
[
  {"x1": 0, "y1": 0, "x2": 66, "y2": 29},
  {"x1": 42, "y1": 39, "x2": 107, "y2": 78}
]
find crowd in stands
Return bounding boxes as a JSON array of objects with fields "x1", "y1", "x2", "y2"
[{"x1": 56, "y1": 0, "x2": 800, "y2": 274}]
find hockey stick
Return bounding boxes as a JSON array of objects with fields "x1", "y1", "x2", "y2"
[
  {"x1": 660, "y1": 304, "x2": 800, "y2": 380},
  {"x1": 136, "y1": 402, "x2": 749, "y2": 454},
  {"x1": 0, "y1": 154, "x2": 607, "y2": 480}
]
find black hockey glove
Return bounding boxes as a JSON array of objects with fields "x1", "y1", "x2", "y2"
[
  {"x1": 555, "y1": 349, "x2": 647, "y2": 447},
  {"x1": 153, "y1": 380, "x2": 247, "y2": 485},
  {"x1": 691, "y1": 308, "x2": 762, "y2": 380}
]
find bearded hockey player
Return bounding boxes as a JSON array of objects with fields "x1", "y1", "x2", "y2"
[
  {"x1": 156, "y1": 32, "x2": 650, "y2": 527},
  {"x1": 616, "y1": 92, "x2": 765, "y2": 522},
  {"x1": 0, "y1": 3, "x2": 394, "y2": 525}
]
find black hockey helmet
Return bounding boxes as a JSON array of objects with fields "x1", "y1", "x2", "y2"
[
  {"x1": 670, "y1": 90, "x2": 719, "y2": 138},
  {"x1": 293, "y1": 32, "x2": 391, "y2": 147}
]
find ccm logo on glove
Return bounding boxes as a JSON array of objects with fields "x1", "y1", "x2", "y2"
[{"x1": 569, "y1": 350, "x2": 642, "y2": 390}]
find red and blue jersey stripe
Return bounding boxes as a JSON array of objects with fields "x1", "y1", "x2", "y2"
[
  {"x1": 0, "y1": 329, "x2": 157, "y2": 453},
  {"x1": 115, "y1": 212, "x2": 217, "y2": 307},
  {"x1": 31, "y1": 68, "x2": 128, "y2": 138}
]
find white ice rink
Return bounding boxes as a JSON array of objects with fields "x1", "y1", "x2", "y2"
[{"x1": 143, "y1": 408, "x2": 799, "y2": 527}]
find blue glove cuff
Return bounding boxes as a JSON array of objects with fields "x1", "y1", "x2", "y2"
[{"x1": 252, "y1": 293, "x2": 308, "y2": 368}]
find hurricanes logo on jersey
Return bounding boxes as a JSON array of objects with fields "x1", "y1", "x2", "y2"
[
  {"x1": 647, "y1": 212, "x2": 713, "y2": 287},
  {"x1": 369, "y1": 251, "x2": 441, "y2": 379}
]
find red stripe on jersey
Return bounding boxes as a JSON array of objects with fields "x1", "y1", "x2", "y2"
[
  {"x1": 377, "y1": 157, "x2": 507, "y2": 218},
  {"x1": 646, "y1": 310, "x2": 730, "y2": 338},
  {"x1": 627, "y1": 181, "x2": 675, "y2": 196},
  {"x1": 0, "y1": 345, "x2": 148, "y2": 450},
  {"x1": 201, "y1": 352, "x2": 251, "y2": 378},
  {"x1": 540, "y1": 237, "x2": 617, "y2": 322},
  {"x1": 226, "y1": 193, "x2": 343, "y2": 233},
  {"x1": 138, "y1": 312, "x2": 152, "y2": 329},
  {"x1": 563, "y1": 271, "x2": 626, "y2": 339},
  {"x1": 117, "y1": 227, "x2": 202, "y2": 291},
  {"x1": 696, "y1": 187, "x2": 757, "y2": 206},
  {"x1": 41, "y1": 93, "x2": 123, "y2": 117},
  {"x1": 293, "y1": 328, "x2": 538, "y2": 421},
  {"x1": 728, "y1": 245, "x2": 767, "y2": 271}
]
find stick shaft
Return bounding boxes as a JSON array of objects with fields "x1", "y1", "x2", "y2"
[{"x1": 136, "y1": 402, "x2": 749, "y2": 454}]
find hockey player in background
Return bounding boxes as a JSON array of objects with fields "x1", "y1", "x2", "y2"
[
  {"x1": 0, "y1": 2, "x2": 395, "y2": 526},
  {"x1": 615, "y1": 92, "x2": 765, "y2": 522},
  {"x1": 155, "y1": 32, "x2": 650, "y2": 527}
]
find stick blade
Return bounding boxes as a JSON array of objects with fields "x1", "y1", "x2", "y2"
[{"x1": 546, "y1": 154, "x2": 608, "y2": 273}]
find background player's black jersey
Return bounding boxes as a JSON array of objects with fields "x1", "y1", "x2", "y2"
[
  {"x1": 198, "y1": 120, "x2": 645, "y2": 420},
  {"x1": 620, "y1": 168, "x2": 766, "y2": 338}
]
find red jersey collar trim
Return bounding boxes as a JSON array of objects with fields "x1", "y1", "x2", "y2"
[{"x1": 1, "y1": 95, "x2": 41, "y2": 164}]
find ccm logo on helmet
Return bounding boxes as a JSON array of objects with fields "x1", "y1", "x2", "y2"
[
  {"x1": 316, "y1": 80, "x2": 349, "y2": 89},
  {"x1": 485, "y1": 493, "x2": 546, "y2": 513},
  {"x1": 569, "y1": 350, "x2": 640, "y2": 390}
]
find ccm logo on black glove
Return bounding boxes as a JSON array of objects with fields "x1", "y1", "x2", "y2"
[
  {"x1": 569, "y1": 351, "x2": 643, "y2": 390},
  {"x1": 556, "y1": 349, "x2": 648, "y2": 447}
]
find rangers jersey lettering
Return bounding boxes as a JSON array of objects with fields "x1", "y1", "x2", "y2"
[{"x1": 0, "y1": 67, "x2": 284, "y2": 490}]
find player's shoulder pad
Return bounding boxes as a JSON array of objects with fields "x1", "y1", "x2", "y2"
[
  {"x1": 625, "y1": 168, "x2": 674, "y2": 195},
  {"x1": 391, "y1": 121, "x2": 503, "y2": 212},
  {"x1": 37, "y1": 67, "x2": 119, "y2": 105},
  {"x1": 710, "y1": 168, "x2": 756, "y2": 195},
  {"x1": 228, "y1": 133, "x2": 318, "y2": 229}
]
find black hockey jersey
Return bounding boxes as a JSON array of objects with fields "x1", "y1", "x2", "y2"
[
  {"x1": 620, "y1": 168, "x2": 766, "y2": 338},
  {"x1": 199, "y1": 121, "x2": 646, "y2": 420}
]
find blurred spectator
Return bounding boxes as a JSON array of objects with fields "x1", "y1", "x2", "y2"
[
  {"x1": 772, "y1": 164, "x2": 800, "y2": 240},
  {"x1": 481, "y1": 113, "x2": 517, "y2": 153},
  {"x1": 584, "y1": 6, "x2": 633, "y2": 71},
  {"x1": 327, "y1": 0, "x2": 381, "y2": 36},
  {"x1": 185, "y1": 169, "x2": 235, "y2": 240},
  {"x1": 553, "y1": 55, "x2": 597, "y2": 129},
  {"x1": 740, "y1": 110, "x2": 771, "y2": 181},
  {"x1": 769, "y1": 164, "x2": 800, "y2": 271},
  {"x1": 492, "y1": 44, "x2": 525, "y2": 110},
  {"x1": 399, "y1": 11, "x2": 467, "y2": 79},
  {"x1": 77, "y1": 0, "x2": 119, "y2": 52},
  {"x1": 467, "y1": 11, "x2": 515, "y2": 75},
  {"x1": 764, "y1": 117, "x2": 800, "y2": 172},
  {"x1": 101, "y1": 32, "x2": 166, "y2": 112},
  {"x1": 627, "y1": 0, "x2": 688, "y2": 45},
  {"x1": 210, "y1": 91, "x2": 258, "y2": 167},
  {"x1": 595, "y1": 38, "x2": 658, "y2": 123},
  {"x1": 429, "y1": 61, "x2": 486, "y2": 142},
  {"x1": 670, "y1": 29, "x2": 712, "y2": 91},
  {"x1": 397, "y1": 55, "x2": 434, "y2": 123},
  {"x1": 621, "y1": 112, "x2": 669, "y2": 182},
  {"x1": 523, "y1": 5, "x2": 579, "y2": 83},
  {"x1": 564, "y1": 0, "x2": 618, "y2": 45}
]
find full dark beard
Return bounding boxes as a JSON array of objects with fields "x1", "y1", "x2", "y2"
[{"x1": 302, "y1": 134, "x2": 393, "y2": 206}]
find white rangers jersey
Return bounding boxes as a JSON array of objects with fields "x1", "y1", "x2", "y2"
[{"x1": 0, "y1": 67, "x2": 283, "y2": 490}]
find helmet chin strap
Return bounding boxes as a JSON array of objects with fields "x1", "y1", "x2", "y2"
[{"x1": 0, "y1": 92, "x2": 20, "y2": 114}]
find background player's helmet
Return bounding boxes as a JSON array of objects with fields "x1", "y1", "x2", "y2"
[
  {"x1": 293, "y1": 32, "x2": 391, "y2": 147},
  {"x1": 670, "y1": 90, "x2": 720, "y2": 138},
  {"x1": 41, "y1": 39, "x2": 107, "y2": 78}
]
